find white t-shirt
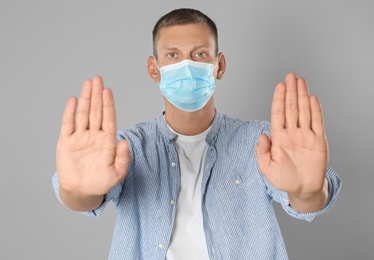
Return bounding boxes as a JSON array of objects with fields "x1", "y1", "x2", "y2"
[{"x1": 166, "y1": 126, "x2": 210, "y2": 260}]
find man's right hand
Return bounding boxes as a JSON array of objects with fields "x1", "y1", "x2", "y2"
[{"x1": 56, "y1": 76, "x2": 131, "y2": 211}]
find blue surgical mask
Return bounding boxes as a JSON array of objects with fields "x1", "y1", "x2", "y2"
[{"x1": 156, "y1": 59, "x2": 216, "y2": 112}]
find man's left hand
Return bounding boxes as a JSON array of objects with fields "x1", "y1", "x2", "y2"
[{"x1": 255, "y1": 73, "x2": 328, "y2": 213}]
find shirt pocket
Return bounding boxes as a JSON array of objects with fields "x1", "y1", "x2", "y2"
[{"x1": 211, "y1": 174, "x2": 275, "y2": 239}]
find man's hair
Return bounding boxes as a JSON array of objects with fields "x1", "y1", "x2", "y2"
[{"x1": 152, "y1": 8, "x2": 218, "y2": 58}]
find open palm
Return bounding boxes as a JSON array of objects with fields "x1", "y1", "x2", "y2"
[
  {"x1": 56, "y1": 76, "x2": 131, "y2": 205},
  {"x1": 256, "y1": 73, "x2": 328, "y2": 201}
]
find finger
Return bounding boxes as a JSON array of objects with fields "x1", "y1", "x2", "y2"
[
  {"x1": 310, "y1": 95, "x2": 325, "y2": 135},
  {"x1": 89, "y1": 76, "x2": 104, "y2": 130},
  {"x1": 297, "y1": 77, "x2": 312, "y2": 129},
  {"x1": 285, "y1": 73, "x2": 298, "y2": 128},
  {"x1": 75, "y1": 80, "x2": 92, "y2": 131},
  {"x1": 102, "y1": 88, "x2": 116, "y2": 134},
  {"x1": 114, "y1": 140, "x2": 132, "y2": 180},
  {"x1": 255, "y1": 134, "x2": 271, "y2": 175},
  {"x1": 271, "y1": 83, "x2": 286, "y2": 130},
  {"x1": 60, "y1": 97, "x2": 77, "y2": 137}
]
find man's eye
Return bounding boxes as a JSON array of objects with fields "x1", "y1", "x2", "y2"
[
  {"x1": 167, "y1": 53, "x2": 177, "y2": 59},
  {"x1": 196, "y1": 52, "x2": 207, "y2": 58}
]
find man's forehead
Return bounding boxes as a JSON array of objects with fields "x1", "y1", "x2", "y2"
[
  {"x1": 159, "y1": 24, "x2": 213, "y2": 39},
  {"x1": 157, "y1": 24, "x2": 215, "y2": 48}
]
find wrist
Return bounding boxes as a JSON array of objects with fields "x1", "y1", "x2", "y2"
[
  {"x1": 59, "y1": 187, "x2": 105, "y2": 212},
  {"x1": 288, "y1": 178, "x2": 329, "y2": 213}
]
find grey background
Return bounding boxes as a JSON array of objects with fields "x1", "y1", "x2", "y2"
[{"x1": 0, "y1": 0, "x2": 373, "y2": 259}]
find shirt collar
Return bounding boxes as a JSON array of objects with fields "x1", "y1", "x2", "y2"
[{"x1": 156, "y1": 110, "x2": 223, "y2": 146}]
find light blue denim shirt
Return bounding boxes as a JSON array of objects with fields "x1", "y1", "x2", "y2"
[{"x1": 52, "y1": 111, "x2": 341, "y2": 260}]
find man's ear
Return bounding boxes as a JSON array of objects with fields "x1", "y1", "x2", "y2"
[
  {"x1": 216, "y1": 52, "x2": 226, "y2": 80},
  {"x1": 148, "y1": 56, "x2": 160, "y2": 82}
]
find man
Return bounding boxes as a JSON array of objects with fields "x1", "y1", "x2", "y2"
[{"x1": 53, "y1": 8, "x2": 341, "y2": 259}]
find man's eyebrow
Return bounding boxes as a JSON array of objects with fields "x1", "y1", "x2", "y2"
[
  {"x1": 160, "y1": 46, "x2": 179, "y2": 52},
  {"x1": 160, "y1": 44, "x2": 211, "y2": 52},
  {"x1": 191, "y1": 45, "x2": 211, "y2": 52}
]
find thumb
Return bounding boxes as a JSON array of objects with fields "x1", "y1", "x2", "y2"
[
  {"x1": 255, "y1": 134, "x2": 272, "y2": 173},
  {"x1": 114, "y1": 139, "x2": 132, "y2": 179}
]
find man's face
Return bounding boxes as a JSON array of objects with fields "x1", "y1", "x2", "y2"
[{"x1": 155, "y1": 23, "x2": 217, "y2": 68}]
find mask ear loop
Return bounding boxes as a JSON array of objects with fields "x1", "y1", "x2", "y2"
[
  {"x1": 212, "y1": 53, "x2": 222, "y2": 69},
  {"x1": 152, "y1": 56, "x2": 161, "y2": 71},
  {"x1": 212, "y1": 61, "x2": 218, "y2": 69},
  {"x1": 211, "y1": 56, "x2": 220, "y2": 72},
  {"x1": 152, "y1": 56, "x2": 162, "y2": 84}
]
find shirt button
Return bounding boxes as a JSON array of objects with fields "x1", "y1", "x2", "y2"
[
  {"x1": 171, "y1": 200, "x2": 175, "y2": 205},
  {"x1": 159, "y1": 243, "x2": 165, "y2": 249},
  {"x1": 171, "y1": 162, "x2": 176, "y2": 167},
  {"x1": 235, "y1": 179, "x2": 241, "y2": 185}
]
